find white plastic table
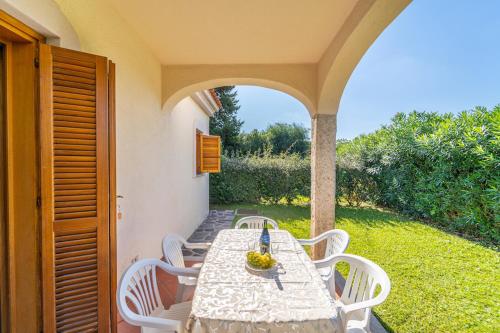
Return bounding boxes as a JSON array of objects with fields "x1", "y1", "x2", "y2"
[{"x1": 189, "y1": 229, "x2": 340, "y2": 332}]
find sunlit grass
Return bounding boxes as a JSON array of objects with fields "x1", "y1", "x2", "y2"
[{"x1": 211, "y1": 202, "x2": 500, "y2": 333}]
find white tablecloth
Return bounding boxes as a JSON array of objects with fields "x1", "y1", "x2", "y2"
[{"x1": 190, "y1": 229, "x2": 340, "y2": 332}]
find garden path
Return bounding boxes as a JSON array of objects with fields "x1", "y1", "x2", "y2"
[{"x1": 182, "y1": 210, "x2": 235, "y2": 260}]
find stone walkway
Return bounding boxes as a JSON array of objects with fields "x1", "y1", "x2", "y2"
[{"x1": 182, "y1": 210, "x2": 235, "y2": 260}]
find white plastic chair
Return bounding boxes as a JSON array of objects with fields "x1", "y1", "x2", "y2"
[
  {"x1": 117, "y1": 258, "x2": 199, "y2": 333},
  {"x1": 235, "y1": 216, "x2": 279, "y2": 229},
  {"x1": 298, "y1": 229, "x2": 350, "y2": 281},
  {"x1": 162, "y1": 234, "x2": 211, "y2": 302},
  {"x1": 314, "y1": 254, "x2": 391, "y2": 333}
]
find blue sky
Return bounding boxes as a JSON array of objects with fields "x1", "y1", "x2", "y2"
[{"x1": 236, "y1": 0, "x2": 500, "y2": 139}]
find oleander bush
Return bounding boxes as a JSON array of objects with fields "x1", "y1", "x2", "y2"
[{"x1": 337, "y1": 106, "x2": 499, "y2": 243}]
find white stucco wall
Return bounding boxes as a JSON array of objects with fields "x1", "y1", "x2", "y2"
[
  {"x1": 165, "y1": 98, "x2": 210, "y2": 238},
  {"x1": 8, "y1": 0, "x2": 211, "y2": 275}
]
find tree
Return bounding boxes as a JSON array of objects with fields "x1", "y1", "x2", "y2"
[
  {"x1": 240, "y1": 129, "x2": 269, "y2": 155},
  {"x1": 240, "y1": 123, "x2": 310, "y2": 156},
  {"x1": 210, "y1": 86, "x2": 244, "y2": 153},
  {"x1": 265, "y1": 123, "x2": 310, "y2": 156}
]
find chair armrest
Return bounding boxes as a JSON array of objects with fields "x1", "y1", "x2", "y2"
[
  {"x1": 157, "y1": 261, "x2": 201, "y2": 278},
  {"x1": 297, "y1": 238, "x2": 316, "y2": 246},
  {"x1": 184, "y1": 242, "x2": 211, "y2": 250},
  {"x1": 126, "y1": 312, "x2": 183, "y2": 331},
  {"x1": 340, "y1": 299, "x2": 378, "y2": 316},
  {"x1": 339, "y1": 289, "x2": 389, "y2": 320},
  {"x1": 297, "y1": 232, "x2": 330, "y2": 246},
  {"x1": 313, "y1": 253, "x2": 342, "y2": 269}
]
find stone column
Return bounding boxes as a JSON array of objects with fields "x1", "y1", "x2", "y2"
[{"x1": 310, "y1": 114, "x2": 337, "y2": 259}]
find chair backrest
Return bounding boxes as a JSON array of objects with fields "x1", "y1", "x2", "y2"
[
  {"x1": 118, "y1": 259, "x2": 163, "y2": 324},
  {"x1": 162, "y1": 234, "x2": 186, "y2": 269},
  {"x1": 323, "y1": 254, "x2": 390, "y2": 326},
  {"x1": 324, "y1": 229, "x2": 349, "y2": 257},
  {"x1": 235, "y1": 216, "x2": 279, "y2": 229}
]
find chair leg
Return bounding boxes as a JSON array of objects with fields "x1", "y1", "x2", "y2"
[{"x1": 175, "y1": 283, "x2": 185, "y2": 303}]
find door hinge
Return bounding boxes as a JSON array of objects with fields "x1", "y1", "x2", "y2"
[{"x1": 34, "y1": 57, "x2": 40, "y2": 68}]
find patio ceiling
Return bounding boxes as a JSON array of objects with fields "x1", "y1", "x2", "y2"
[
  {"x1": 107, "y1": 0, "x2": 358, "y2": 65},
  {"x1": 106, "y1": 0, "x2": 411, "y2": 114}
]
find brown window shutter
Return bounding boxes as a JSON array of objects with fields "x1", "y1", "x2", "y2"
[
  {"x1": 39, "y1": 44, "x2": 111, "y2": 333},
  {"x1": 196, "y1": 130, "x2": 202, "y2": 174},
  {"x1": 200, "y1": 135, "x2": 221, "y2": 173}
]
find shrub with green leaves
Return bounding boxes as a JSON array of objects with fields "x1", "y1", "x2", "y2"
[
  {"x1": 210, "y1": 153, "x2": 310, "y2": 204},
  {"x1": 337, "y1": 106, "x2": 500, "y2": 244},
  {"x1": 211, "y1": 106, "x2": 499, "y2": 244}
]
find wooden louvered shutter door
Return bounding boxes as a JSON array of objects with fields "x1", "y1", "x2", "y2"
[{"x1": 40, "y1": 44, "x2": 110, "y2": 333}]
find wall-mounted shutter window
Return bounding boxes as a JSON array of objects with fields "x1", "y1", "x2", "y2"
[
  {"x1": 196, "y1": 130, "x2": 202, "y2": 174},
  {"x1": 200, "y1": 134, "x2": 221, "y2": 173},
  {"x1": 39, "y1": 44, "x2": 111, "y2": 333}
]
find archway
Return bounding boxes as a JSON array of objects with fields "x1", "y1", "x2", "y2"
[{"x1": 161, "y1": 64, "x2": 317, "y2": 115}]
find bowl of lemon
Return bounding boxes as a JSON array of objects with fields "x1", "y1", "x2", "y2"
[{"x1": 246, "y1": 251, "x2": 277, "y2": 273}]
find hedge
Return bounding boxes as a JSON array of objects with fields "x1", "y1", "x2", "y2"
[
  {"x1": 210, "y1": 106, "x2": 499, "y2": 244},
  {"x1": 209, "y1": 154, "x2": 310, "y2": 204}
]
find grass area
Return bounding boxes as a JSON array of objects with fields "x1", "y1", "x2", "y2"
[{"x1": 211, "y1": 202, "x2": 500, "y2": 333}]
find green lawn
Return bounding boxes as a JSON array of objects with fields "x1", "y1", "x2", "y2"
[{"x1": 211, "y1": 202, "x2": 500, "y2": 333}]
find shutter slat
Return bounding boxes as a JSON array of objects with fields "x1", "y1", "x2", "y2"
[
  {"x1": 55, "y1": 185, "x2": 97, "y2": 192},
  {"x1": 54, "y1": 85, "x2": 95, "y2": 97},
  {"x1": 54, "y1": 151, "x2": 96, "y2": 157},
  {"x1": 54, "y1": 102, "x2": 96, "y2": 112},
  {"x1": 55, "y1": 296, "x2": 98, "y2": 314},
  {"x1": 40, "y1": 45, "x2": 110, "y2": 332},
  {"x1": 53, "y1": 67, "x2": 97, "y2": 80},
  {"x1": 54, "y1": 262, "x2": 98, "y2": 277},
  {"x1": 55, "y1": 178, "x2": 96, "y2": 185},
  {"x1": 54, "y1": 115, "x2": 96, "y2": 124},
  {"x1": 54, "y1": 108, "x2": 96, "y2": 118},
  {"x1": 55, "y1": 248, "x2": 97, "y2": 260},
  {"x1": 56, "y1": 281, "x2": 97, "y2": 298},
  {"x1": 55, "y1": 244, "x2": 97, "y2": 256},
  {"x1": 53, "y1": 79, "x2": 96, "y2": 91},
  {"x1": 54, "y1": 119, "x2": 96, "y2": 128},
  {"x1": 55, "y1": 273, "x2": 96, "y2": 288},
  {"x1": 55, "y1": 205, "x2": 99, "y2": 214},
  {"x1": 54, "y1": 167, "x2": 97, "y2": 172},
  {"x1": 54, "y1": 132, "x2": 96, "y2": 141},
  {"x1": 53, "y1": 73, "x2": 96, "y2": 85},
  {"x1": 54, "y1": 173, "x2": 96, "y2": 179},
  {"x1": 54, "y1": 126, "x2": 96, "y2": 135},
  {"x1": 53, "y1": 55, "x2": 96, "y2": 69},
  {"x1": 55, "y1": 189, "x2": 97, "y2": 196},
  {"x1": 55, "y1": 270, "x2": 98, "y2": 284},
  {"x1": 55, "y1": 211, "x2": 97, "y2": 220},
  {"x1": 57, "y1": 307, "x2": 97, "y2": 325},
  {"x1": 55, "y1": 194, "x2": 97, "y2": 202},
  {"x1": 64, "y1": 322, "x2": 98, "y2": 333},
  {"x1": 57, "y1": 310, "x2": 98, "y2": 330},
  {"x1": 54, "y1": 155, "x2": 96, "y2": 162},
  {"x1": 54, "y1": 138, "x2": 96, "y2": 145},
  {"x1": 53, "y1": 61, "x2": 96, "y2": 74},
  {"x1": 56, "y1": 282, "x2": 97, "y2": 299},
  {"x1": 54, "y1": 96, "x2": 96, "y2": 107}
]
